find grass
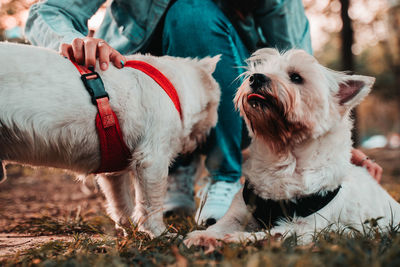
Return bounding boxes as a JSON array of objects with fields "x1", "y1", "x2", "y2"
[
  {"x1": 1, "y1": 158, "x2": 400, "y2": 266},
  {"x1": 1, "y1": 214, "x2": 400, "y2": 267},
  {"x1": 5, "y1": 216, "x2": 107, "y2": 236}
]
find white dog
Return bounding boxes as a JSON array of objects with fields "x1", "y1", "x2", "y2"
[
  {"x1": 185, "y1": 48, "x2": 400, "y2": 248},
  {"x1": 0, "y1": 42, "x2": 220, "y2": 238}
]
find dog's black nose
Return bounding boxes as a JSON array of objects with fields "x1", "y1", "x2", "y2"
[{"x1": 249, "y1": 73, "x2": 270, "y2": 90}]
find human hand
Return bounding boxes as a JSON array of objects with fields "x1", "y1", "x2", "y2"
[
  {"x1": 351, "y1": 148, "x2": 383, "y2": 183},
  {"x1": 59, "y1": 37, "x2": 126, "y2": 71}
]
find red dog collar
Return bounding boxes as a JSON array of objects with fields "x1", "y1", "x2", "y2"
[{"x1": 71, "y1": 59, "x2": 182, "y2": 173}]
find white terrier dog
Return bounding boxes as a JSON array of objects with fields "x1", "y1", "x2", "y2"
[
  {"x1": 0, "y1": 42, "x2": 220, "y2": 238},
  {"x1": 185, "y1": 48, "x2": 400, "y2": 248}
]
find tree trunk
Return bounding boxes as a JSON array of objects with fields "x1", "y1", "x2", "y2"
[
  {"x1": 340, "y1": 0, "x2": 359, "y2": 146},
  {"x1": 387, "y1": 3, "x2": 400, "y2": 109},
  {"x1": 340, "y1": 0, "x2": 354, "y2": 71}
]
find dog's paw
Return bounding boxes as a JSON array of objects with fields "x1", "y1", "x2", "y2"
[
  {"x1": 223, "y1": 231, "x2": 267, "y2": 243},
  {"x1": 115, "y1": 223, "x2": 129, "y2": 237},
  {"x1": 131, "y1": 209, "x2": 167, "y2": 238},
  {"x1": 138, "y1": 224, "x2": 167, "y2": 239},
  {"x1": 184, "y1": 230, "x2": 223, "y2": 253},
  {"x1": 160, "y1": 231, "x2": 183, "y2": 240}
]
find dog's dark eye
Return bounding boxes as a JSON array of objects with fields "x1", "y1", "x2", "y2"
[{"x1": 289, "y1": 72, "x2": 303, "y2": 84}]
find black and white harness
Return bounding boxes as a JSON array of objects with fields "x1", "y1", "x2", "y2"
[{"x1": 242, "y1": 180, "x2": 341, "y2": 228}]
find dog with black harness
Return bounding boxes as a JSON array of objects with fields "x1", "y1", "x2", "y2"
[{"x1": 185, "y1": 48, "x2": 400, "y2": 248}]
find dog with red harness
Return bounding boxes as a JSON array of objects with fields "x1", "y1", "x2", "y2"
[{"x1": 0, "y1": 42, "x2": 220, "y2": 238}]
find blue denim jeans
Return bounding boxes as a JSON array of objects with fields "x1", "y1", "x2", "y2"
[{"x1": 161, "y1": 0, "x2": 249, "y2": 182}]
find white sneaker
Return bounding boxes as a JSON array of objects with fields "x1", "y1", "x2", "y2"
[
  {"x1": 195, "y1": 179, "x2": 242, "y2": 226},
  {"x1": 163, "y1": 156, "x2": 200, "y2": 216}
]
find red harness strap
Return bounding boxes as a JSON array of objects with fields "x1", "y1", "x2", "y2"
[
  {"x1": 71, "y1": 61, "x2": 130, "y2": 173},
  {"x1": 124, "y1": 60, "x2": 183, "y2": 119},
  {"x1": 71, "y1": 60, "x2": 182, "y2": 173}
]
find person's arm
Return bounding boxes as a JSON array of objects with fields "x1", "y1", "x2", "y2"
[
  {"x1": 254, "y1": 0, "x2": 312, "y2": 54},
  {"x1": 25, "y1": 0, "x2": 105, "y2": 50},
  {"x1": 25, "y1": 0, "x2": 125, "y2": 71}
]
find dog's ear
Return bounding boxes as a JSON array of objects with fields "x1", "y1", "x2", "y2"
[
  {"x1": 337, "y1": 75, "x2": 375, "y2": 109},
  {"x1": 199, "y1": 55, "x2": 221, "y2": 74}
]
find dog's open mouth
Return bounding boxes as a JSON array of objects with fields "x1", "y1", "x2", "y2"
[
  {"x1": 247, "y1": 93, "x2": 266, "y2": 101},
  {"x1": 247, "y1": 93, "x2": 282, "y2": 114},
  {"x1": 247, "y1": 93, "x2": 271, "y2": 108}
]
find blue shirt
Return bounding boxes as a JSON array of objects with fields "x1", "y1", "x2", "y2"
[{"x1": 25, "y1": 0, "x2": 312, "y2": 54}]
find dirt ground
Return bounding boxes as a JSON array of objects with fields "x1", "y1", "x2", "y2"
[
  {"x1": 0, "y1": 147, "x2": 399, "y2": 257},
  {"x1": 0, "y1": 167, "x2": 109, "y2": 257}
]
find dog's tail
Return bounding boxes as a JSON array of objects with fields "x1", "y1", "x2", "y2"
[{"x1": 0, "y1": 160, "x2": 7, "y2": 185}]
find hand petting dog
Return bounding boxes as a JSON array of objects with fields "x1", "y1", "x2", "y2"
[{"x1": 59, "y1": 37, "x2": 125, "y2": 71}]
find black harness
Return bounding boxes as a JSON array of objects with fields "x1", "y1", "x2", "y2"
[{"x1": 243, "y1": 180, "x2": 341, "y2": 228}]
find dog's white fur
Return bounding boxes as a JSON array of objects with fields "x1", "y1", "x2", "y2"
[
  {"x1": 185, "y1": 48, "x2": 400, "y2": 248},
  {"x1": 0, "y1": 42, "x2": 220, "y2": 237}
]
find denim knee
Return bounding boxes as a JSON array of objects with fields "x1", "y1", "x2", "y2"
[{"x1": 163, "y1": 0, "x2": 231, "y2": 55}]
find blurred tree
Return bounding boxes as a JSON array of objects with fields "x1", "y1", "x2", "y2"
[
  {"x1": 340, "y1": 0, "x2": 360, "y2": 146},
  {"x1": 385, "y1": 1, "x2": 400, "y2": 105},
  {"x1": 0, "y1": 0, "x2": 36, "y2": 41},
  {"x1": 305, "y1": 0, "x2": 399, "y2": 141},
  {"x1": 340, "y1": 0, "x2": 354, "y2": 71}
]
